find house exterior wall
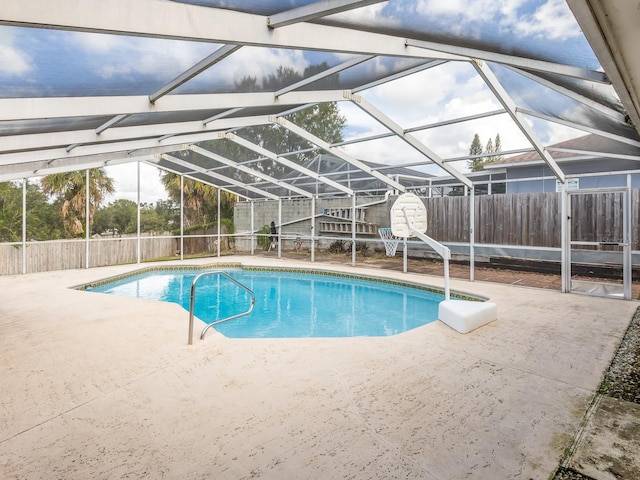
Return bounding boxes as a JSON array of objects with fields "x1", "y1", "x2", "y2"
[
  {"x1": 503, "y1": 160, "x2": 640, "y2": 193},
  {"x1": 233, "y1": 196, "x2": 391, "y2": 251}
]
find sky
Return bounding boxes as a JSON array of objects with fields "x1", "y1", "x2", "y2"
[{"x1": 0, "y1": 0, "x2": 611, "y2": 204}]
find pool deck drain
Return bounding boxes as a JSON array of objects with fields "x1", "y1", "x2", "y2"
[{"x1": 1, "y1": 255, "x2": 638, "y2": 479}]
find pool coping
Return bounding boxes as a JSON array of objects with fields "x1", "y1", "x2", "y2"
[{"x1": 73, "y1": 262, "x2": 488, "y2": 302}]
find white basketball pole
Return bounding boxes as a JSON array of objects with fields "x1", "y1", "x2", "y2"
[{"x1": 403, "y1": 237, "x2": 407, "y2": 273}]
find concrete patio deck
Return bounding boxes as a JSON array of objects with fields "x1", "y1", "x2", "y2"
[{"x1": 1, "y1": 256, "x2": 637, "y2": 479}]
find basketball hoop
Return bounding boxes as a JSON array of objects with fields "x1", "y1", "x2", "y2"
[{"x1": 378, "y1": 228, "x2": 400, "y2": 257}]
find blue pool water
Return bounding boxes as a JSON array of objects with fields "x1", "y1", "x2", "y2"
[{"x1": 87, "y1": 268, "x2": 445, "y2": 338}]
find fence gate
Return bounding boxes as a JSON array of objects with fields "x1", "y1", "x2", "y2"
[{"x1": 567, "y1": 187, "x2": 632, "y2": 300}]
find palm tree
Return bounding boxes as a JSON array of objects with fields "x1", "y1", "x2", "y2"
[
  {"x1": 160, "y1": 172, "x2": 236, "y2": 228},
  {"x1": 41, "y1": 169, "x2": 115, "y2": 236}
]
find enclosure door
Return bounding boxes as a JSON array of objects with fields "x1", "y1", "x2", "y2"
[{"x1": 567, "y1": 188, "x2": 631, "y2": 300}]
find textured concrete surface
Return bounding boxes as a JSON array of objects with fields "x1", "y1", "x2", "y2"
[
  {"x1": 569, "y1": 397, "x2": 640, "y2": 480},
  {"x1": 1, "y1": 256, "x2": 637, "y2": 479}
]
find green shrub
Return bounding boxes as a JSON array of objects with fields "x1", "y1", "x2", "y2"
[
  {"x1": 355, "y1": 241, "x2": 369, "y2": 254},
  {"x1": 328, "y1": 239, "x2": 347, "y2": 254},
  {"x1": 257, "y1": 224, "x2": 272, "y2": 250}
]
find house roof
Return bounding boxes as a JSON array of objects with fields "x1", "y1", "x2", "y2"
[
  {"x1": 487, "y1": 134, "x2": 640, "y2": 168},
  {"x1": 2, "y1": 1, "x2": 640, "y2": 199}
]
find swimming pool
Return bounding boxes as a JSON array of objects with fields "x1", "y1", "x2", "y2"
[{"x1": 84, "y1": 267, "x2": 452, "y2": 338}]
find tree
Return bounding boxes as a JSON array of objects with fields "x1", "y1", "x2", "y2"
[
  {"x1": 41, "y1": 169, "x2": 115, "y2": 237},
  {"x1": 0, "y1": 181, "x2": 24, "y2": 242},
  {"x1": 93, "y1": 199, "x2": 137, "y2": 235},
  {"x1": 93, "y1": 199, "x2": 180, "y2": 235},
  {"x1": 494, "y1": 134, "x2": 502, "y2": 156},
  {"x1": 467, "y1": 133, "x2": 503, "y2": 172},
  {"x1": 485, "y1": 137, "x2": 494, "y2": 158},
  {"x1": 490, "y1": 133, "x2": 503, "y2": 164},
  {"x1": 0, "y1": 180, "x2": 65, "y2": 242},
  {"x1": 159, "y1": 174, "x2": 231, "y2": 229},
  {"x1": 467, "y1": 133, "x2": 484, "y2": 171}
]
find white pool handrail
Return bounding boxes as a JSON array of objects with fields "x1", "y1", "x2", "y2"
[{"x1": 188, "y1": 270, "x2": 255, "y2": 345}]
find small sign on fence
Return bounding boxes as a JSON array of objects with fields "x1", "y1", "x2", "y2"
[{"x1": 556, "y1": 178, "x2": 579, "y2": 192}]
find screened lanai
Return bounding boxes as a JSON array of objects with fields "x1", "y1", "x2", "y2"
[{"x1": 2, "y1": 0, "x2": 640, "y2": 297}]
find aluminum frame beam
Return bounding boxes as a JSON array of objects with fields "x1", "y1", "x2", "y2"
[
  {"x1": 0, "y1": 115, "x2": 272, "y2": 154},
  {"x1": 147, "y1": 159, "x2": 252, "y2": 202},
  {"x1": 1, "y1": 0, "x2": 462, "y2": 61},
  {"x1": 270, "y1": 115, "x2": 407, "y2": 192},
  {"x1": 202, "y1": 107, "x2": 245, "y2": 125},
  {"x1": 406, "y1": 38, "x2": 609, "y2": 84},
  {"x1": 149, "y1": 44, "x2": 242, "y2": 103},
  {"x1": 95, "y1": 114, "x2": 129, "y2": 135},
  {"x1": 546, "y1": 147, "x2": 640, "y2": 162},
  {"x1": 472, "y1": 60, "x2": 566, "y2": 183},
  {"x1": 504, "y1": 66, "x2": 625, "y2": 121},
  {"x1": 517, "y1": 108, "x2": 640, "y2": 149},
  {"x1": 330, "y1": 109, "x2": 507, "y2": 151},
  {"x1": 189, "y1": 145, "x2": 314, "y2": 198},
  {"x1": 344, "y1": 92, "x2": 472, "y2": 188},
  {"x1": 159, "y1": 154, "x2": 280, "y2": 200},
  {"x1": 275, "y1": 55, "x2": 374, "y2": 97},
  {"x1": 0, "y1": 91, "x2": 345, "y2": 122},
  {"x1": 268, "y1": 0, "x2": 386, "y2": 28},
  {"x1": 226, "y1": 133, "x2": 354, "y2": 195},
  {"x1": 353, "y1": 60, "x2": 448, "y2": 93}
]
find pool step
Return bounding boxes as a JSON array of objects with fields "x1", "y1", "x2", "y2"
[{"x1": 438, "y1": 300, "x2": 497, "y2": 334}]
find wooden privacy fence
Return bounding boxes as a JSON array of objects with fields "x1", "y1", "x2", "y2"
[
  {"x1": 0, "y1": 235, "x2": 176, "y2": 275},
  {"x1": 425, "y1": 193, "x2": 562, "y2": 247},
  {"x1": 180, "y1": 225, "x2": 232, "y2": 254},
  {"x1": 424, "y1": 190, "x2": 639, "y2": 249}
]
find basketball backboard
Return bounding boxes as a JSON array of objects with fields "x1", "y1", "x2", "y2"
[{"x1": 390, "y1": 193, "x2": 427, "y2": 237}]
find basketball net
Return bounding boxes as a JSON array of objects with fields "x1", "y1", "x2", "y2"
[{"x1": 378, "y1": 228, "x2": 400, "y2": 257}]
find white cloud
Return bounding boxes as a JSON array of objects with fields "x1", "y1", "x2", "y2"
[
  {"x1": 416, "y1": 0, "x2": 501, "y2": 23},
  {"x1": 329, "y1": 3, "x2": 397, "y2": 26},
  {"x1": 415, "y1": 0, "x2": 581, "y2": 41},
  {"x1": 214, "y1": 47, "x2": 309, "y2": 87},
  {"x1": 0, "y1": 29, "x2": 32, "y2": 75},
  {"x1": 105, "y1": 163, "x2": 168, "y2": 204},
  {"x1": 72, "y1": 31, "x2": 213, "y2": 79},
  {"x1": 512, "y1": 0, "x2": 582, "y2": 40}
]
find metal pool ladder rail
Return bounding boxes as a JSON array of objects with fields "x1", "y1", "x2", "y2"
[{"x1": 188, "y1": 270, "x2": 255, "y2": 345}]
